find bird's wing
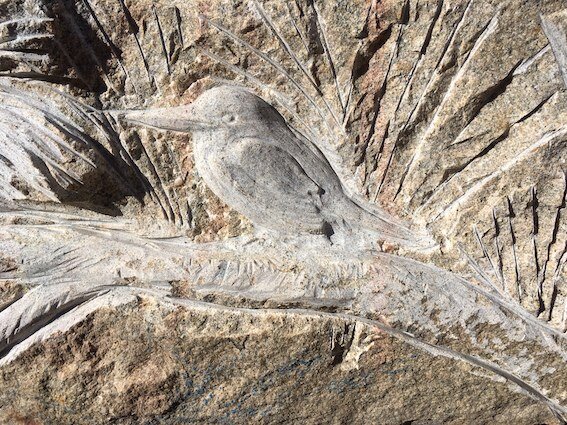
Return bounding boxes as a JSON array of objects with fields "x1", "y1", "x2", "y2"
[{"x1": 212, "y1": 137, "x2": 329, "y2": 232}]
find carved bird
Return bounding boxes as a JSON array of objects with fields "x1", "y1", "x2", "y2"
[{"x1": 123, "y1": 85, "x2": 432, "y2": 248}]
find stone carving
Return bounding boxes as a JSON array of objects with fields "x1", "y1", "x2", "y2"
[
  {"x1": 0, "y1": 0, "x2": 567, "y2": 423},
  {"x1": 124, "y1": 85, "x2": 430, "y2": 247}
]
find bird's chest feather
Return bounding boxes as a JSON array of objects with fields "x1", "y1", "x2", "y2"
[
  {"x1": 192, "y1": 135, "x2": 261, "y2": 198},
  {"x1": 192, "y1": 136, "x2": 227, "y2": 180}
]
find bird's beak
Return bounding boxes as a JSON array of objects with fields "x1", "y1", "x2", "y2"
[{"x1": 120, "y1": 104, "x2": 212, "y2": 132}]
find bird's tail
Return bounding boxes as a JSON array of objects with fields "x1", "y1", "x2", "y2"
[{"x1": 337, "y1": 197, "x2": 437, "y2": 251}]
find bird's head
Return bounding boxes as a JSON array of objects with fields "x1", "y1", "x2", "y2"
[{"x1": 122, "y1": 85, "x2": 285, "y2": 137}]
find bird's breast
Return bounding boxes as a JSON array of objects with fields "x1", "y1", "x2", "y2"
[{"x1": 191, "y1": 135, "x2": 238, "y2": 192}]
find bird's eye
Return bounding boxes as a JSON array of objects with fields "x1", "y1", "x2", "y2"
[{"x1": 222, "y1": 114, "x2": 236, "y2": 124}]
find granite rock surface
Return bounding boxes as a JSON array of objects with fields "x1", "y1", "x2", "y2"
[{"x1": 1, "y1": 0, "x2": 567, "y2": 423}]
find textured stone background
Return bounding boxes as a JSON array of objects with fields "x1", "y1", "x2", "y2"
[
  {"x1": 0, "y1": 300, "x2": 560, "y2": 424},
  {"x1": 1, "y1": 0, "x2": 567, "y2": 423}
]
